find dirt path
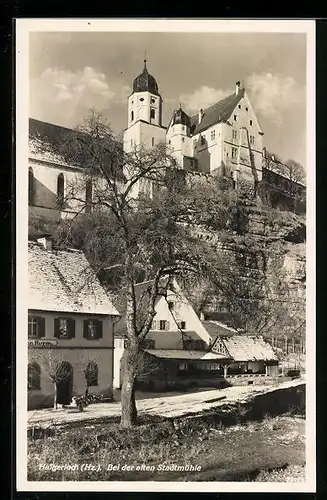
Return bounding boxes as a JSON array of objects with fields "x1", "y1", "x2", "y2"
[{"x1": 28, "y1": 378, "x2": 304, "y2": 427}]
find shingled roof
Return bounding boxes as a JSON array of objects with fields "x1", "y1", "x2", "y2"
[
  {"x1": 28, "y1": 242, "x2": 120, "y2": 316},
  {"x1": 190, "y1": 89, "x2": 244, "y2": 135},
  {"x1": 213, "y1": 335, "x2": 277, "y2": 362}
]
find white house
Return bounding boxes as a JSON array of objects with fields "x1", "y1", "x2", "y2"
[
  {"x1": 113, "y1": 278, "x2": 231, "y2": 390},
  {"x1": 27, "y1": 235, "x2": 120, "y2": 409}
]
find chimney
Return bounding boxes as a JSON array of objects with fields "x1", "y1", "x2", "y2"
[
  {"x1": 235, "y1": 81, "x2": 241, "y2": 95},
  {"x1": 198, "y1": 108, "x2": 203, "y2": 123},
  {"x1": 37, "y1": 235, "x2": 53, "y2": 251}
]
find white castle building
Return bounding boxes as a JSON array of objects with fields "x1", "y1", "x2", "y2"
[{"x1": 123, "y1": 59, "x2": 264, "y2": 188}]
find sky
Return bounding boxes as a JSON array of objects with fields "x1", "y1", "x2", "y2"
[{"x1": 29, "y1": 31, "x2": 307, "y2": 167}]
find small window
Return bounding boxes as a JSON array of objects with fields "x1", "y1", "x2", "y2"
[
  {"x1": 168, "y1": 140, "x2": 171, "y2": 145},
  {"x1": 28, "y1": 316, "x2": 45, "y2": 339},
  {"x1": 168, "y1": 301, "x2": 174, "y2": 310},
  {"x1": 200, "y1": 135, "x2": 205, "y2": 145},
  {"x1": 178, "y1": 363, "x2": 188, "y2": 371},
  {"x1": 28, "y1": 168, "x2": 35, "y2": 206},
  {"x1": 151, "y1": 137, "x2": 155, "y2": 147},
  {"x1": 245, "y1": 107, "x2": 248, "y2": 111},
  {"x1": 83, "y1": 319, "x2": 103, "y2": 339},
  {"x1": 250, "y1": 119, "x2": 253, "y2": 126},
  {"x1": 231, "y1": 147, "x2": 237, "y2": 159},
  {"x1": 85, "y1": 362, "x2": 98, "y2": 387},
  {"x1": 150, "y1": 108, "x2": 155, "y2": 119},
  {"x1": 131, "y1": 110, "x2": 134, "y2": 121},
  {"x1": 232, "y1": 130, "x2": 238, "y2": 142},
  {"x1": 211, "y1": 130, "x2": 216, "y2": 141},
  {"x1": 57, "y1": 173, "x2": 65, "y2": 208},
  {"x1": 140, "y1": 97, "x2": 144, "y2": 102},
  {"x1": 151, "y1": 98, "x2": 155, "y2": 104},
  {"x1": 250, "y1": 135, "x2": 255, "y2": 146},
  {"x1": 160, "y1": 320, "x2": 169, "y2": 330},
  {"x1": 234, "y1": 115, "x2": 237, "y2": 121},
  {"x1": 182, "y1": 137, "x2": 185, "y2": 142},
  {"x1": 28, "y1": 363, "x2": 41, "y2": 390},
  {"x1": 54, "y1": 317, "x2": 75, "y2": 339},
  {"x1": 178, "y1": 321, "x2": 186, "y2": 330},
  {"x1": 238, "y1": 104, "x2": 241, "y2": 109}
]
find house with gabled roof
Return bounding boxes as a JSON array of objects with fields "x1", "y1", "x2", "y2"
[
  {"x1": 112, "y1": 278, "x2": 278, "y2": 391},
  {"x1": 27, "y1": 235, "x2": 120, "y2": 409},
  {"x1": 112, "y1": 278, "x2": 230, "y2": 390}
]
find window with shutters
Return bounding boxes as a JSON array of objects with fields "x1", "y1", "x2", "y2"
[
  {"x1": 159, "y1": 320, "x2": 169, "y2": 330},
  {"x1": 85, "y1": 362, "x2": 98, "y2": 386},
  {"x1": 151, "y1": 320, "x2": 157, "y2": 330},
  {"x1": 28, "y1": 316, "x2": 45, "y2": 338},
  {"x1": 83, "y1": 319, "x2": 103, "y2": 339},
  {"x1": 54, "y1": 317, "x2": 75, "y2": 339},
  {"x1": 28, "y1": 362, "x2": 41, "y2": 390}
]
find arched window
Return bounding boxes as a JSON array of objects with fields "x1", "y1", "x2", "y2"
[
  {"x1": 85, "y1": 362, "x2": 98, "y2": 387},
  {"x1": 28, "y1": 168, "x2": 35, "y2": 206},
  {"x1": 28, "y1": 362, "x2": 41, "y2": 390},
  {"x1": 131, "y1": 110, "x2": 134, "y2": 121},
  {"x1": 57, "y1": 173, "x2": 65, "y2": 208},
  {"x1": 85, "y1": 178, "x2": 93, "y2": 213}
]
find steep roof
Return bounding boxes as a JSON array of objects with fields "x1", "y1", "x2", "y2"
[
  {"x1": 213, "y1": 335, "x2": 277, "y2": 362},
  {"x1": 28, "y1": 242, "x2": 120, "y2": 316},
  {"x1": 190, "y1": 89, "x2": 244, "y2": 135}
]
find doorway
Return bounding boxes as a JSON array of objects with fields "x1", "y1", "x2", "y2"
[{"x1": 56, "y1": 361, "x2": 73, "y2": 405}]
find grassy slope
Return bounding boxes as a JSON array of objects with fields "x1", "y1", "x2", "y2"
[{"x1": 28, "y1": 414, "x2": 305, "y2": 482}]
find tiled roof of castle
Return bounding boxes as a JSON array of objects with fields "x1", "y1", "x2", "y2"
[
  {"x1": 190, "y1": 89, "x2": 244, "y2": 135},
  {"x1": 28, "y1": 242, "x2": 120, "y2": 315},
  {"x1": 213, "y1": 335, "x2": 277, "y2": 362}
]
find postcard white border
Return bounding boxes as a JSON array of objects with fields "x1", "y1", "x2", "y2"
[{"x1": 16, "y1": 18, "x2": 316, "y2": 493}]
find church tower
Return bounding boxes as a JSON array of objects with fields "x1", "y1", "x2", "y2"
[{"x1": 123, "y1": 60, "x2": 166, "y2": 154}]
